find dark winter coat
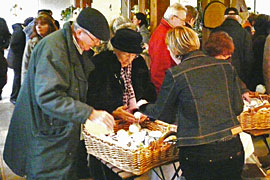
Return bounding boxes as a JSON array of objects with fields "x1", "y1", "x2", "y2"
[
  {"x1": 0, "y1": 50, "x2": 7, "y2": 90},
  {"x1": 212, "y1": 18, "x2": 254, "y2": 88},
  {"x1": 4, "y1": 22, "x2": 94, "y2": 179},
  {"x1": 0, "y1": 17, "x2": 10, "y2": 50},
  {"x1": 140, "y1": 51, "x2": 243, "y2": 146},
  {"x1": 87, "y1": 50, "x2": 156, "y2": 113},
  {"x1": 7, "y1": 23, "x2": 26, "y2": 70}
]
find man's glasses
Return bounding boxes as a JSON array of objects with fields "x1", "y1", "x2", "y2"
[
  {"x1": 83, "y1": 29, "x2": 100, "y2": 45},
  {"x1": 173, "y1": 15, "x2": 186, "y2": 22}
]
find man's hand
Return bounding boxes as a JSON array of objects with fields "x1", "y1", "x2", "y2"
[
  {"x1": 112, "y1": 105, "x2": 136, "y2": 123},
  {"x1": 88, "y1": 109, "x2": 115, "y2": 131}
]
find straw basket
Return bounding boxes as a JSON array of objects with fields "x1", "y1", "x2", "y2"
[
  {"x1": 238, "y1": 92, "x2": 270, "y2": 130},
  {"x1": 83, "y1": 120, "x2": 179, "y2": 175},
  {"x1": 238, "y1": 104, "x2": 270, "y2": 130}
]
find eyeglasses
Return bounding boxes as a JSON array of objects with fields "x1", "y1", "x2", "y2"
[
  {"x1": 173, "y1": 15, "x2": 186, "y2": 22},
  {"x1": 83, "y1": 29, "x2": 100, "y2": 45}
]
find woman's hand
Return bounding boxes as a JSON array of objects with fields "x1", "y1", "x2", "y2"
[
  {"x1": 113, "y1": 105, "x2": 136, "y2": 123},
  {"x1": 134, "y1": 112, "x2": 149, "y2": 123}
]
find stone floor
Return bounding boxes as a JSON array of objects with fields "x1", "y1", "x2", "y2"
[{"x1": 1, "y1": 68, "x2": 270, "y2": 179}]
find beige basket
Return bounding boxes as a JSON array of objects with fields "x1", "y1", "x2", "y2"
[
  {"x1": 83, "y1": 120, "x2": 179, "y2": 175},
  {"x1": 238, "y1": 104, "x2": 270, "y2": 130}
]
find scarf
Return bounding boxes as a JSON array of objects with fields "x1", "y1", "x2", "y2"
[{"x1": 120, "y1": 64, "x2": 138, "y2": 112}]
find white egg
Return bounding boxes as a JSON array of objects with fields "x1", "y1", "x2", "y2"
[{"x1": 129, "y1": 123, "x2": 141, "y2": 133}]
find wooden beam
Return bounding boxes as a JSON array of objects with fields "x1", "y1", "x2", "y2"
[
  {"x1": 138, "y1": 0, "x2": 146, "y2": 13},
  {"x1": 75, "y1": 0, "x2": 92, "y2": 8},
  {"x1": 150, "y1": 0, "x2": 169, "y2": 33}
]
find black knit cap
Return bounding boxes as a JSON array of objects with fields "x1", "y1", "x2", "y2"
[
  {"x1": 77, "y1": 7, "x2": 110, "y2": 41},
  {"x1": 111, "y1": 28, "x2": 143, "y2": 54},
  {"x1": 224, "y1": 7, "x2": 239, "y2": 15}
]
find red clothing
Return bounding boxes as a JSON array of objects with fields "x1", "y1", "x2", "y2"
[{"x1": 149, "y1": 19, "x2": 176, "y2": 93}]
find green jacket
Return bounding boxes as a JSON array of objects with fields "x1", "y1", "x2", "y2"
[{"x1": 4, "y1": 22, "x2": 94, "y2": 179}]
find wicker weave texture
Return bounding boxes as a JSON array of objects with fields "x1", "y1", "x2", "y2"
[{"x1": 83, "y1": 120, "x2": 179, "y2": 175}]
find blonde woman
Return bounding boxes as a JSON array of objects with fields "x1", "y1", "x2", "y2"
[{"x1": 139, "y1": 26, "x2": 244, "y2": 180}]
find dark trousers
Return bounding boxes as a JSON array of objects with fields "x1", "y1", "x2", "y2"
[
  {"x1": 76, "y1": 140, "x2": 91, "y2": 179},
  {"x1": 10, "y1": 69, "x2": 21, "y2": 101},
  {"x1": 179, "y1": 136, "x2": 244, "y2": 180},
  {"x1": 0, "y1": 77, "x2": 7, "y2": 100},
  {"x1": 89, "y1": 155, "x2": 126, "y2": 180}
]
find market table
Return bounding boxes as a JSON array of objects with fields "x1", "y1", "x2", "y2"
[
  {"x1": 244, "y1": 129, "x2": 270, "y2": 154},
  {"x1": 98, "y1": 157, "x2": 181, "y2": 180}
]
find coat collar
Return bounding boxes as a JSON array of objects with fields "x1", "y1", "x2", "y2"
[
  {"x1": 181, "y1": 50, "x2": 207, "y2": 63},
  {"x1": 160, "y1": 18, "x2": 173, "y2": 29},
  {"x1": 62, "y1": 22, "x2": 94, "y2": 80}
]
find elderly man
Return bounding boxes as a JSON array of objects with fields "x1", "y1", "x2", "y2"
[
  {"x1": 4, "y1": 7, "x2": 115, "y2": 180},
  {"x1": 149, "y1": 3, "x2": 186, "y2": 93}
]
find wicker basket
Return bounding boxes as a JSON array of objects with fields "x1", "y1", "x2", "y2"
[
  {"x1": 238, "y1": 92, "x2": 270, "y2": 130},
  {"x1": 239, "y1": 104, "x2": 270, "y2": 130},
  {"x1": 83, "y1": 120, "x2": 179, "y2": 175}
]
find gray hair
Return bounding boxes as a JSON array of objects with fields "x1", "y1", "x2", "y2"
[
  {"x1": 163, "y1": 3, "x2": 186, "y2": 21},
  {"x1": 110, "y1": 16, "x2": 136, "y2": 35}
]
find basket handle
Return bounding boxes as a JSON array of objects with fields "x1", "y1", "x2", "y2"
[{"x1": 149, "y1": 131, "x2": 177, "y2": 150}]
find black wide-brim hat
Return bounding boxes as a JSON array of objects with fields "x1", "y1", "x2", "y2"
[
  {"x1": 77, "y1": 7, "x2": 110, "y2": 41},
  {"x1": 111, "y1": 28, "x2": 143, "y2": 54}
]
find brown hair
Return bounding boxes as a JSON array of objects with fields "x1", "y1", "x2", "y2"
[
  {"x1": 30, "y1": 14, "x2": 58, "y2": 39},
  {"x1": 204, "y1": 31, "x2": 234, "y2": 57}
]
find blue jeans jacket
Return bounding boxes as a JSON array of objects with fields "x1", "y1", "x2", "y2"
[{"x1": 141, "y1": 51, "x2": 244, "y2": 146}]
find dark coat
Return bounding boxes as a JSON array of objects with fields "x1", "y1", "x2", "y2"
[
  {"x1": 0, "y1": 17, "x2": 10, "y2": 50},
  {"x1": 4, "y1": 22, "x2": 94, "y2": 179},
  {"x1": 87, "y1": 50, "x2": 156, "y2": 113},
  {"x1": 140, "y1": 51, "x2": 243, "y2": 146},
  {"x1": 0, "y1": 50, "x2": 7, "y2": 90},
  {"x1": 212, "y1": 18, "x2": 254, "y2": 88},
  {"x1": 7, "y1": 23, "x2": 26, "y2": 70},
  {"x1": 249, "y1": 34, "x2": 267, "y2": 91}
]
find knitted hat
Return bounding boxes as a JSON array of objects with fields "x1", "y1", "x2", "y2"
[
  {"x1": 77, "y1": 7, "x2": 110, "y2": 41},
  {"x1": 224, "y1": 7, "x2": 239, "y2": 15},
  {"x1": 111, "y1": 29, "x2": 143, "y2": 54}
]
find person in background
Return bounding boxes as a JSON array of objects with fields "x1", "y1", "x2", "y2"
[
  {"x1": 4, "y1": 7, "x2": 115, "y2": 179},
  {"x1": 132, "y1": 12, "x2": 150, "y2": 44},
  {"x1": 185, "y1": 5, "x2": 199, "y2": 29},
  {"x1": 7, "y1": 17, "x2": 33, "y2": 105},
  {"x1": 139, "y1": 27, "x2": 244, "y2": 180},
  {"x1": 132, "y1": 12, "x2": 151, "y2": 69},
  {"x1": 23, "y1": 9, "x2": 59, "y2": 41},
  {"x1": 37, "y1": 9, "x2": 60, "y2": 29},
  {"x1": 21, "y1": 14, "x2": 58, "y2": 84},
  {"x1": 0, "y1": 17, "x2": 10, "y2": 100},
  {"x1": 249, "y1": 14, "x2": 270, "y2": 91},
  {"x1": 96, "y1": 16, "x2": 136, "y2": 53},
  {"x1": 149, "y1": 3, "x2": 186, "y2": 94},
  {"x1": 263, "y1": 23, "x2": 270, "y2": 94},
  {"x1": 87, "y1": 28, "x2": 156, "y2": 180},
  {"x1": 212, "y1": 7, "x2": 254, "y2": 90}
]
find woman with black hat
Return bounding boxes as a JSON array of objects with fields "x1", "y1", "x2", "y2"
[{"x1": 86, "y1": 28, "x2": 156, "y2": 179}]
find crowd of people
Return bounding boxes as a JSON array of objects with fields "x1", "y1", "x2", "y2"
[{"x1": 0, "y1": 2, "x2": 269, "y2": 180}]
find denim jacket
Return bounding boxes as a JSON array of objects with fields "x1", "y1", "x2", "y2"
[{"x1": 141, "y1": 51, "x2": 243, "y2": 146}]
